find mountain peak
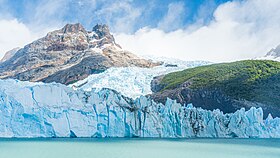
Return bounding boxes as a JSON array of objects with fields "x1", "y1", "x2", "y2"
[
  {"x1": 92, "y1": 24, "x2": 113, "y2": 39},
  {"x1": 92, "y1": 24, "x2": 110, "y2": 37},
  {"x1": 91, "y1": 24, "x2": 119, "y2": 48},
  {"x1": 265, "y1": 44, "x2": 280, "y2": 57},
  {"x1": 92, "y1": 24, "x2": 110, "y2": 33},
  {"x1": 0, "y1": 23, "x2": 160, "y2": 84},
  {"x1": 61, "y1": 23, "x2": 86, "y2": 33}
]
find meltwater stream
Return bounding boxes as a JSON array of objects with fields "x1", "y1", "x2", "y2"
[{"x1": 0, "y1": 138, "x2": 279, "y2": 158}]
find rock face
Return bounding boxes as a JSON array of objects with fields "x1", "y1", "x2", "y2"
[
  {"x1": 0, "y1": 79, "x2": 280, "y2": 138},
  {"x1": 150, "y1": 84, "x2": 280, "y2": 118},
  {"x1": 0, "y1": 23, "x2": 159, "y2": 85}
]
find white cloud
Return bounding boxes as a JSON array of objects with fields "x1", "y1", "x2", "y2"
[
  {"x1": 0, "y1": 19, "x2": 56, "y2": 59},
  {"x1": 0, "y1": 0, "x2": 67, "y2": 59},
  {"x1": 1, "y1": 0, "x2": 280, "y2": 63},
  {"x1": 115, "y1": 0, "x2": 280, "y2": 62},
  {"x1": 0, "y1": 0, "x2": 142, "y2": 59},
  {"x1": 95, "y1": 1, "x2": 142, "y2": 33},
  {"x1": 0, "y1": 19, "x2": 37, "y2": 58},
  {"x1": 157, "y1": 2, "x2": 185, "y2": 31},
  {"x1": 31, "y1": 0, "x2": 67, "y2": 31}
]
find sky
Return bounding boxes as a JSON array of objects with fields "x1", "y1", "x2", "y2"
[{"x1": 0, "y1": 0, "x2": 280, "y2": 62}]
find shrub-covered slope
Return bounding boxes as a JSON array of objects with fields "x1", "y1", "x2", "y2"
[{"x1": 151, "y1": 60, "x2": 280, "y2": 117}]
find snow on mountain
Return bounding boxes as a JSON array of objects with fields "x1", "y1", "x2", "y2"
[
  {"x1": 0, "y1": 79, "x2": 280, "y2": 138},
  {"x1": 258, "y1": 55, "x2": 280, "y2": 62},
  {"x1": 69, "y1": 59, "x2": 211, "y2": 99},
  {"x1": 258, "y1": 44, "x2": 280, "y2": 61}
]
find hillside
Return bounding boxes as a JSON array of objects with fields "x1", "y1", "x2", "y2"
[{"x1": 151, "y1": 60, "x2": 280, "y2": 117}]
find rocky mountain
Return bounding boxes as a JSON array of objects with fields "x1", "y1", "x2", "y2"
[
  {"x1": 0, "y1": 47, "x2": 20, "y2": 63},
  {"x1": 266, "y1": 44, "x2": 280, "y2": 57},
  {"x1": 259, "y1": 44, "x2": 280, "y2": 61},
  {"x1": 150, "y1": 60, "x2": 280, "y2": 117},
  {"x1": 1, "y1": 79, "x2": 279, "y2": 138},
  {"x1": 0, "y1": 23, "x2": 159, "y2": 85}
]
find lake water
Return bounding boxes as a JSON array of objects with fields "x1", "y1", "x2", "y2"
[{"x1": 0, "y1": 138, "x2": 279, "y2": 158}]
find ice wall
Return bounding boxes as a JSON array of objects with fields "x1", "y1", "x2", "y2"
[{"x1": 0, "y1": 79, "x2": 279, "y2": 138}]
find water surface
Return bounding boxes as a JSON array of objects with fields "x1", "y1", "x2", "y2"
[{"x1": 0, "y1": 138, "x2": 279, "y2": 158}]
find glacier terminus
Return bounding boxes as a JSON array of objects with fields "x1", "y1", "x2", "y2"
[{"x1": 0, "y1": 79, "x2": 279, "y2": 138}]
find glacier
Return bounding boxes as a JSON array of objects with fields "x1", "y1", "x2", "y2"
[
  {"x1": 69, "y1": 60, "x2": 211, "y2": 99},
  {"x1": 0, "y1": 79, "x2": 280, "y2": 138}
]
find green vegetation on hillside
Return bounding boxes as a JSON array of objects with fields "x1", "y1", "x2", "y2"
[{"x1": 161, "y1": 60, "x2": 280, "y2": 103}]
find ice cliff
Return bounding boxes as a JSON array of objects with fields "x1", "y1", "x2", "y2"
[{"x1": 0, "y1": 79, "x2": 280, "y2": 138}]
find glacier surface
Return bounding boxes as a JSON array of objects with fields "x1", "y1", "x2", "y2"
[
  {"x1": 0, "y1": 79, "x2": 280, "y2": 138},
  {"x1": 69, "y1": 60, "x2": 210, "y2": 99}
]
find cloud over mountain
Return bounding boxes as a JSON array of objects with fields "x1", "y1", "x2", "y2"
[
  {"x1": 116, "y1": 0, "x2": 280, "y2": 62},
  {"x1": 1, "y1": 0, "x2": 280, "y2": 62}
]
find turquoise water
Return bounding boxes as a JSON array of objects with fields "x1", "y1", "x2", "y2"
[{"x1": 0, "y1": 138, "x2": 279, "y2": 158}]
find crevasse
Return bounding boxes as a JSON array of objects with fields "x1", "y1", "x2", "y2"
[{"x1": 69, "y1": 60, "x2": 210, "y2": 99}]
